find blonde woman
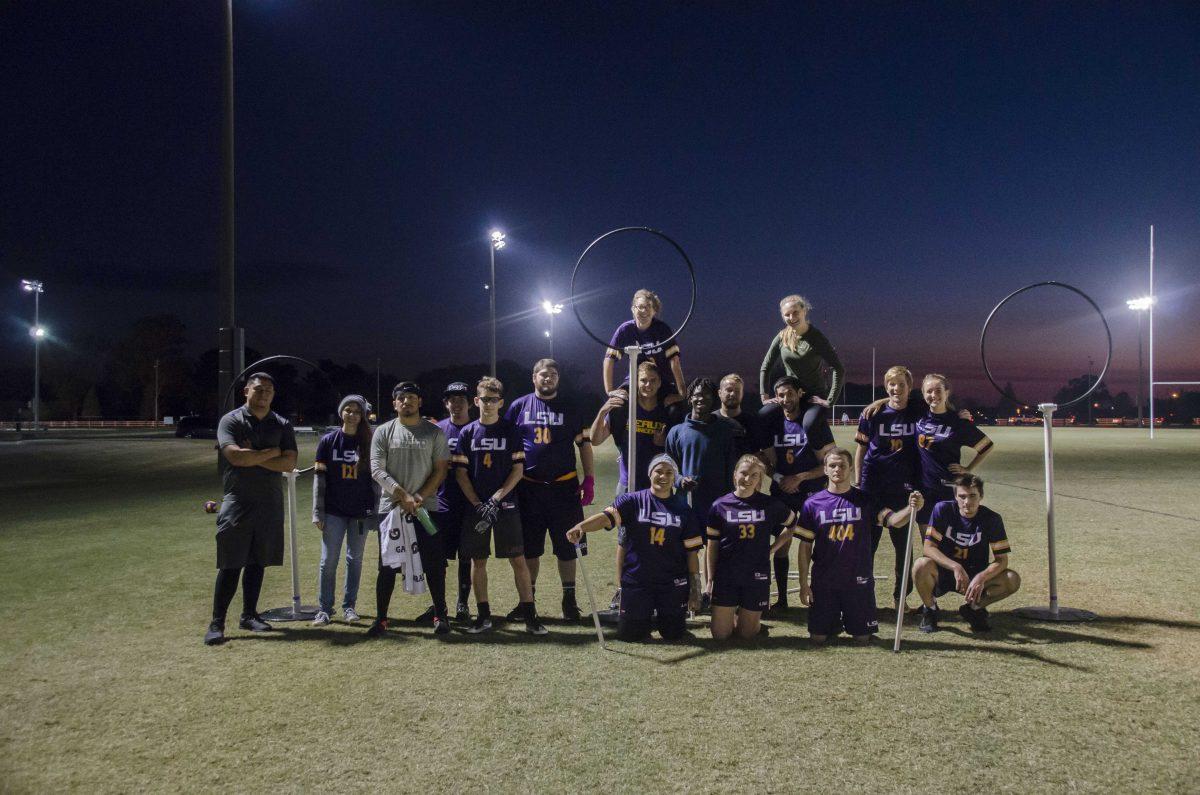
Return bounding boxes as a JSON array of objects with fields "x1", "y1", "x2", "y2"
[
  {"x1": 603, "y1": 288, "x2": 686, "y2": 400},
  {"x1": 758, "y1": 294, "x2": 844, "y2": 435}
]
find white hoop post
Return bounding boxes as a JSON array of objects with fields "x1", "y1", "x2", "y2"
[
  {"x1": 625, "y1": 344, "x2": 640, "y2": 496},
  {"x1": 1149, "y1": 225, "x2": 1155, "y2": 439},
  {"x1": 261, "y1": 469, "x2": 319, "y2": 622},
  {"x1": 1015, "y1": 404, "x2": 1096, "y2": 622},
  {"x1": 892, "y1": 511, "x2": 918, "y2": 653},
  {"x1": 575, "y1": 543, "x2": 606, "y2": 649}
]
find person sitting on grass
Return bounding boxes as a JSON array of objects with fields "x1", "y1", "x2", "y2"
[
  {"x1": 456, "y1": 377, "x2": 547, "y2": 636},
  {"x1": 566, "y1": 454, "x2": 702, "y2": 642},
  {"x1": 912, "y1": 473, "x2": 1020, "y2": 633},
  {"x1": 706, "y1": 455, "x2": 796, "y2": 641},
  {"x1": 795, "y1": 448, "x2": 923, "y2": 645}
]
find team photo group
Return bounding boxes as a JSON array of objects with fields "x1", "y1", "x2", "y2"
[{"x1": 204, "y1": 291, "x2": 1020, "y2": 647}]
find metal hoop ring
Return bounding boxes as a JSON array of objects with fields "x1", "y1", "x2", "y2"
[
  {"x1": 980, "y1": 281, "x2": 1112, "y2": 410},
  {"x1": 222, "y1": 354, "x2": 329, "y2": 414},
  {"x1": 569, "y1": 227, "x2": 697, "y2": 350}
]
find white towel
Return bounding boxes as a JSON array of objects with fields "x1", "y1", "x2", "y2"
[{"x1": 378, "y1": 509, "x2": 427, "y2": 595}]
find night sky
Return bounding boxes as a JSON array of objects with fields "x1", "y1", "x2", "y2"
[{"x1": 3, "y1": 2, "x2": 1198, "y2": 403}]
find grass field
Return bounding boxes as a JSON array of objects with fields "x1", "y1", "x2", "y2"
[{"x1": 2, "y1": 428, "x2": 1198, "y2": 792}]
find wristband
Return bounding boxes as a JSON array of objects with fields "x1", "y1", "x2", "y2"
[{"x1": 772, "y1": 473, "x2": 784, "y2": 484}]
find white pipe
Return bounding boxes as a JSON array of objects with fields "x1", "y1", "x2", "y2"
[
  {"x1": 624, "y1": 344, "x2": 640, "y2": 495},
  {"x1": 1039, "y1": 403, "x2": 1059, "y2": 616}
]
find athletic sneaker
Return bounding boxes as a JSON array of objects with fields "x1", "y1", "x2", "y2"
[
  {"x1": 203, "y1": 621, "x2": 225, "y2": 646},
  {"x1": 415, "y1": 605, "x2": 436, "y2": 622},
  {"x1": 525, "y1": 615, "x2": 549, "y2": 636},
  {"x1": 239, "y1": 614, "x2": 272, "y2": 632},
  {"x1": 455, "y1": 600, "x2": 471, "y2": 622},
  {"x1": 365, "y1": 618, "x2": 389, "y2": 637},
  {"x1": 343, "y1": 607, "x2": 360, "y2": 623},
  {"x1": 758, "y1": 624, "x2": 771, "y2": 638},
  {"x1": 765, "y1": 598, "x2": 788, "y2": 616},
  {"x1": 433, "y1": 616, "x2": 451, "y2": 635},
  {"x1": 504, "y1": 605, "x2": 524, "y2": 622},
  {"x1": 466, "y1": 615, "x2": 494, "y2": 634},
  {"x1": 562, "y1": 596, "x2": 582, "y2": 621},
  {"x1": 311, "y1": 611, "x2": 331, "y2": 626},
  {"x1": 918, "y1": 605, "x2": 939, "y2": 633},
  {"x1": 609, "y1": 588, "x2": 621, "y2": 611},
  {"x1": 959, "y1": 604, "x2": 992, "y2": 632}
]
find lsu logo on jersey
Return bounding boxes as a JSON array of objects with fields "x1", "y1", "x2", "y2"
[
  {"x1": 471, "y1": 437, "x2": 508, "y2": 452},
  {"x1": 879, "y1": 422, "x2": 915, "y2": 438},
  {"x1": 915, "y1": 419, "x2": 953, "y2": 441},
  {"x1": 523, "y1": 409, "x2": 564, "y2": 426},
  {"x1": 725, "y1": 509, "x2": 766, "y2": 523},
  {"x1": 772, "y1": 432, "x2": 808, "y2": 448},
  {"x1": 331, "y1": 448, "x2": 358, "y2": 463},
  {"x1": 949, "y1": 529, "x2": 982, "y2": 547},
  {"x1": 637, "y1": 508, "x2": 682, "y2": 528},
  {"x1": 817, "y1": 507, "x2": 862, "y2": 524}
]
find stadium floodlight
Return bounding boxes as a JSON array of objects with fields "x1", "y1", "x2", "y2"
[
  {"x1": 487, "y1": 229, "x2": 506, "y2": 376},
  {"x1": 20, "y1": 279, "x2": 45, "y2": 430},
  {"x1": 542, "y1": 300, "x2": 564, "y2": 356},
  {"x1": 1128, "y1": 295, "x2": 1153, "y2": 428},
  {"x1": 1126, "y1": 296, "x2": 1153, "y2": 311}
]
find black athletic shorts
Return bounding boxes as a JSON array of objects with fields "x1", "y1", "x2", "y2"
[
  {"x1": 517, "y1": 478, "x2": 586, "y2": 561},
  {"x1": 460, "y1": 505, "x2": 524, "y2": 560},
  {"x1": 933, "y1": 563, "x2": 984, "y2": 598},
  {"x1": 710, "y1": 570, "x2": 770, "y2": 611},
  {"x1": 432, "y1": 508, "x2": 465, "y2": 561},
  {"x1": 619, "y1": 578, "x2": 689, "y2": 622},
  {"x1": 215, "y1": 496, "x2": 284, "y2": 569},
  {"x1": 808, "y1": 586, "x2": 878, "y2": 637}
]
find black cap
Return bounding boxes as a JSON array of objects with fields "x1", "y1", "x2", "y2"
[
  {"x1": 392, "y1": 381, "x2": 421, "y2": 398},
  {"x1": 443, "y1": 381, "x2": 470, "y2": 398}
]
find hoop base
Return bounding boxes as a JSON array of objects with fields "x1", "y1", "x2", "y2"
[
  {"x1": 260, "y1": 605, "x2": 320, "y2": 622},
  {"x1": 1015, "y1": 605, "x2": 1097, "y2": 622}
]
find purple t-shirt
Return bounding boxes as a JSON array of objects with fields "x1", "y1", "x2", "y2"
[
  {"x1": 606, "y1": 318, "x2": 681, "y2": 391},
  {"x1": 706, "y1": 491, "x2": 795, "y2": 582},
  {"x1": 797, "y1": 487, "x2": 879, "y2": 590},
  {"x1": 606, "y1": 489, "x2": 702, "y2": 588},
  {"x1": 435, "y1": 418, "x2": 470, "y2": 514},
  {"x1": 505, "y1": 392, "x2": 590, "y2": 483},
  {"x1": 915, "y1": 411, "x2": 988, "y2": 491},
  {"x1": 315, "y1": 429, "x2": 376, "y2": 518},
  {"x1": 925, "y1": 501, "x2": 1011, "y2": 577},
  {"x1": 856, "y1": 402, "x2": 921, "y2": 496},
  {"x1": 452, "y1": 418, "x2": 525, "y2": 505},
  {"x1": 608, "y1": 401, "x2": 671, "y2": 491}
]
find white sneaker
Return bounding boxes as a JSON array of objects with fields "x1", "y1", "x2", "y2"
[
  {"x1": 312, "y1": 611, "x2": 331, "y2": 626},
  {"x1": 343, "y1": 607, "x2": 360, "y2": 623}
]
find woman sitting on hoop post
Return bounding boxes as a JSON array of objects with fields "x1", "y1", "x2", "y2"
[
  {"x1": 603, "y1": 289, "x2": 686, "y2": 404},
  {"x1": 758, "y1": 294, "x2": 844, "y2": 436}
]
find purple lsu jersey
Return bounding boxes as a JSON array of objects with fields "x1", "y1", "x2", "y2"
[
  {"x1": 435, "y1": 418, "x2": 470, "y2": 513},
  {"x1": 796, "y1": 487, "x2": 880, "y2": 590},
  {"x1": 505, "y1": 392, "x2": 590, "y2": 483},
  {"x1": 606, "y1": 318, "x2": 681, "y2": 389},
  {"x1": 314, "y1": 429, "x2": 375, "y2": 518},
  {"x1": 706, "y1": 492, "x2": 795, "y2": 581},
  {"x1": 856, "y1": 402, "x2": 921, "y2": 496},
  {"x1": 915, "y1": 411, "x2": 990, "y2": 491},
  {"x1": 605, "y1": 489, "x2": 702, "y2": 588},
  {"x1": 762, "y1": 407, "x2": 834, "y2": 478},
  {"x1": 452, "y1": 418, "x2": 525, "y2": 502},
  {"x1": 608, "y1": 401, "x2": 671, "y2": 491},
  {"x1": 925, "y1": 501, "x2": 1011, "y2": 576}
]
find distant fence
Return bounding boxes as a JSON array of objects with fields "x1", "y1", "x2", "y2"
[{"x1": 5, "y1": 420, "x2": 166, "y2": 429}]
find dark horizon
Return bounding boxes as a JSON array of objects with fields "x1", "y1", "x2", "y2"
[{"x1": 3, "y1": 2, "x2": 1198, "y2": 406}]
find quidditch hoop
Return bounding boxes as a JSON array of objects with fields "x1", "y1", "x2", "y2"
[
  {"x1": 569, "y1": 227, "x2": 697, "y2": 349},
  {"x1": 980, "y1": 281, "x2": 1112, "y2": 410},
  {"x1": 222, "y1": 354, "x2": 328, "y2": 414}
]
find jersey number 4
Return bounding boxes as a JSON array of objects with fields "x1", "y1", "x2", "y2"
[{"x1": 827, "y1": 523, "x2": 854, "y2": 542}]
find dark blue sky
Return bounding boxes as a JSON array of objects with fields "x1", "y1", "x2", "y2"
[{"x1": 3, "y1": 2, "x2": 1198, "y2": 401}]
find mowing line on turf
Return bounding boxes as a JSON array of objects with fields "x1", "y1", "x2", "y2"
[{"x1": 989, "y1": 480, "x2": 1200, "y2": 522}]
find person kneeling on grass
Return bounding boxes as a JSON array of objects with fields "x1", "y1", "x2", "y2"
[
  {"x1": 456, "y1": 377, "x2": 547, "y2": 636},
  {"x1": 706, "y1": 455, "x2": 796, "y2": 640},
  {"x1": 912, "y1": 473, "x2": 1020, "y2": 633},
  {"x1": 795, "y1": 448, "x2": 923, "y2": 645},
  {"x1": 566, "y1": 454, "x2": 702, "y2": 642}
]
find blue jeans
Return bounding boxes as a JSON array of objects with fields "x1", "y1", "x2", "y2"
[{"x1": 317, "y1": 514, "x2": 373, "y2": 614}]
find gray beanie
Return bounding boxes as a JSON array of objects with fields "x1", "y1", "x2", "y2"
[
  {"x1": 338, "y1": 394, "x2": 371, "y2": 415},
  {"x1": 647, "y1": 453, "x2": 679, "y2": 480}
]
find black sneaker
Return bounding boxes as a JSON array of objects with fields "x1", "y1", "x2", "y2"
[
  {"x1": 757, "y1": 624, "x2": 771, "y2": 638},
  {"x1": 455, "y1": 600, "x2": 471, "y2": 622},
  {"x1": 415, "y1": 605, "x2": 436, "y2": 622},
  {"x1": 504, "y1": 605, "x2": 524, "y2": 622},
  {"x1": 562, "y1": 596, "x2": 582, "y2": 621},
  {"x1": 765, "y1": 598, "x2": 788, "y2": 616},
  {"x1": 466, "y1": 615, "x2": 493, "y2": 634},
  {"x1": 959, "y1": 603, "x2": 992, "y2": 632},
  {"x1": 203, "y1": 621, "x2": 225, "y2": 646},
  {"x1": 239, "y1": 614, "x2": 272, "y2": 632},
  {"x1": 433, "y1": 616, "x2": 451, "y2": 635},
  {"x1": 609, "y1": 588, "x2": 621, "y2": 610},
  {"x1": 525, "y1": 614, "x2": 549, "y2": 636},
  {"x1": 365, "y1": 618, "x2": 388, "y2": 637},
  {"x1": 918, "y1": 605, "x2": 939, "y2": 633}
]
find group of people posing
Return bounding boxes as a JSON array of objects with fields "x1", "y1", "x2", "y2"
[{"x1": 203, "y1": 291, "x2": 1020, "y2": 646}]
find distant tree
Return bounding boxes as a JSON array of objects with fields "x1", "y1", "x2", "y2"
[{"x1": 99, "y1": 315, "x2": 191, "y2": 418}]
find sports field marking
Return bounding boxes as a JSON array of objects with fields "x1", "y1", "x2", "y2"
[{"x1": 990, "y1": 479, "x2": 1200, "y2": 523}]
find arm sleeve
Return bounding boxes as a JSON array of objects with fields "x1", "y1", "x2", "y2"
[
  {"x1": 705, "y1": 504, "x2": 722, "y2": 540},
  {"x1": 371, "y1": 425, "x2": 400, "y2": 495},
  {"x1": 681, "y1": 508, "x2": 704, "y2": 550},
  {"x1": 959, "y1": 418, "x2": 988, "y2": 449},
  {"x1": 606, "y1": 323, "x2": 626, "y2": 360},
  {"x1": 216, "y1": 412, "x2": 238, "y2": 449},
  {"x1": 451, "y1": 427, "x2": 471, "y2": 468},
  {"x1": 988, "y1": 513, "x2": 1011, "y2": 557},
  {"x1": 855, "y1": 414, "x2": 872, "y2": 446},
  {"x1": 432, "y1": 427, "x2": 450, "y2": 462},
  {"x1": 279, "y1": 421, "x2": 298, "y2": 454},
  {"x1": 924, "y1": 502, "x2": 949, "y2": 542},
  {"x1": 794, "y1": 502, "x2": 816, "y2": 542},
  {"x1": 312, "y1": 470, "x2": 326, "y2": 523},
  {"x1": 759, "y1": 334, "x2": 782, "y2": 396},
  {"x1": 808, "y1": 327, "x2": 845, "y2": 404}
]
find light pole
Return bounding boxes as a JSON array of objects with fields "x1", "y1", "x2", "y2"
[
  {"x1": 217, "y1": 0, "x2": 244, "y2": 415},
  {"x1": 1127, "y1": 296, "x2": 1152, "y2": 427},
  {"x1": 21, "y1": 279, "x2": 45, "y2": 430},
  {"x1": 154, "y1": 359, "x2": 160, "y2": 423},
  {"x1": 541, "y1": 300, "x2": 563, "y2": 358},
  {"x1": 488, "y1": 230, "x2": 506, "y2": 377}
]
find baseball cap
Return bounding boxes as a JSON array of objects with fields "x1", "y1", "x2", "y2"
[
  {"x1": 392, "y1": 381, "x2": 421, "y2": 398},
  {"x1": 443, "y1": 381, "x2": 470, "y2": 398}
]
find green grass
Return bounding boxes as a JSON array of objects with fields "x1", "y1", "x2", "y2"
[{"x1": 1, "y1": 428, "x2": 1198, "y2": 792}]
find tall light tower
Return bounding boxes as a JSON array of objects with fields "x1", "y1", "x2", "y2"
[
  {"x1": 541, "y1": 300, "x2": 563, "y2": 358},
  {"x1": 21, "y1": 279, "x2": 45, "y2": 430},
  {"x1": 1127, "y1": 296, "x2": 1153, "y2": 427},
  {"x1": 488, "y1": 229, "x2": 506, "y2": 376},
  {"x1": 217, "y1": 0, "x2": 244, "y2": 415}
]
